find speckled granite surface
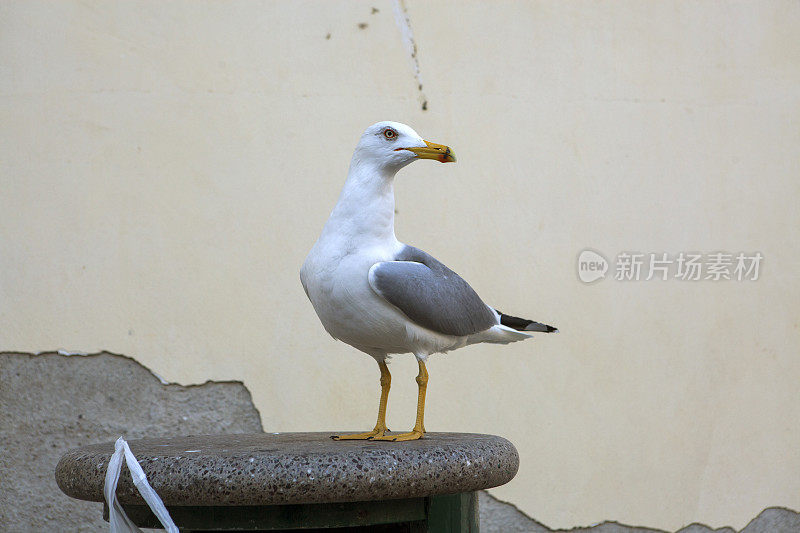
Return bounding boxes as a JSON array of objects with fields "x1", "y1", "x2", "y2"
[{"x1": 56, "y1": 432, "x2": 519, "y2": 506}]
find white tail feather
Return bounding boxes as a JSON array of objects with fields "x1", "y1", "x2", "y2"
[{"x1": 467, "y1": 324, "x2": 532, "y2": 345}]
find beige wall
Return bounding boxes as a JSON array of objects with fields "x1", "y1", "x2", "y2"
[{"x1": 2, "y1": 1, "x2": 798, "y2": 530}]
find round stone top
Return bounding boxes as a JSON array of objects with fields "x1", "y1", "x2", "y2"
[{"x1": 56, "y1": 432, "x2": 518, "y2": 506}]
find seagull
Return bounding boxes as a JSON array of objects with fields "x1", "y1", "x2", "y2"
[{"x1": 300, "y1": 121, "x2": 556, "y2": 441}]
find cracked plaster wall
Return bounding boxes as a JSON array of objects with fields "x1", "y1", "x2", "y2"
[
  {"x1": 1, "y1": 2, "x2": 799, "y2": 531},
  {"x1": 0, "y1": 352, "x2": 263, "y2": 531},
  {"x1": 1, "y1": 352, "x2": 798, "y2": 532},
  {"x1": 479, "y1": 492, "x2": 800, "y2": 533}
]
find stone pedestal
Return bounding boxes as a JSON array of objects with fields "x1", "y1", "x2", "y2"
[{"x1": 56, "y1": 432, "x2": 519, "y2": 532}]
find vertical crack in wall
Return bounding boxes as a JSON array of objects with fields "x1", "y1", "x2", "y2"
[{"x1": 392, "y1": 0, "x2": 428, "y2": 111}]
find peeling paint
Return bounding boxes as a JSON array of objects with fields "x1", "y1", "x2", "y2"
[
  {"x1": 8, "y1": 350, "x2": 247, "y2": 390},
  {"x1": 55, "y1": 349, "x2": 89, "y2": 356},
  {"x1": 0, "y1": 350, "x2": 264, "y2": 530},
  {"x1": 391, "y1": 0, "x2": 428, "y2": 111},
  {"x1": 479, "y1": 492, "x2": 800, "y2": 533},
  {"x1": 151, "y1": 370, "x2": 170, "y2": 385}
]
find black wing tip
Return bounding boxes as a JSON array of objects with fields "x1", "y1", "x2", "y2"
[
  {"x1": 525, "y1": 322, "x2": 558, "y2": 333},
  {"x1": 498, "y1": 310, "x2": 558, "y2": 333}
]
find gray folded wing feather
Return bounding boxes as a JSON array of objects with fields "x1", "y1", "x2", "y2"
[{"x1": 368, "y1": 246, "x2": 497, "y2": 337}]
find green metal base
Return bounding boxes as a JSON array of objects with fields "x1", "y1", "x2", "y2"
[{"x1": 106, "y1": 493, "x2": 478, "y2": 532}]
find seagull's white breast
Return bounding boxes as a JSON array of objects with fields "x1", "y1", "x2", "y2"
[
  {"x1": 302, "y1": 238, "x2": 402, "y2": 350},
  {"x1": 301, "y1": 235, "x2": 464, "y2": 359}
]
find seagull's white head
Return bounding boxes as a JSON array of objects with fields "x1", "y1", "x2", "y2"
[{"x1": 353, "y1": 121, "x2": 456, "y2": 174}]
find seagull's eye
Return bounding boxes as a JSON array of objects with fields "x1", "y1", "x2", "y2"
[{"x1": 383, "y1": 128, "x2": 397, "y2": 141}]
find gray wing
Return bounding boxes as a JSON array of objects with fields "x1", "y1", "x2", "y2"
[{"x1": 368, "y1": 246, "x2": 497, "y2": 337}]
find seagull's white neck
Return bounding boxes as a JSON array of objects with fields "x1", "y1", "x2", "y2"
[{"x1": 320, "y1": 156, "x2": 398, "y2": 247}]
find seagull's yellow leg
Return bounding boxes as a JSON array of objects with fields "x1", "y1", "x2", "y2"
[
  {"x1": 373, "y1": 360, "x2": 427, "y2": 442},
  {"x1": 332, "y1": 361, "x2": 391, "y2": 440}
]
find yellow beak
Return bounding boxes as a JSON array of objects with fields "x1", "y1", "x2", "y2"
[{"x1": 401, "y1": 140, "x2": 456, "y2": 163}]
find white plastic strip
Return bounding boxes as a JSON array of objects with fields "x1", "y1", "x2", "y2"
[
  {"x1": 103, "y1": 439, "x2": 139, "y2": 533},
  {"x1": 103, "y1": 437, "x2": 178, "y2": 533}
]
